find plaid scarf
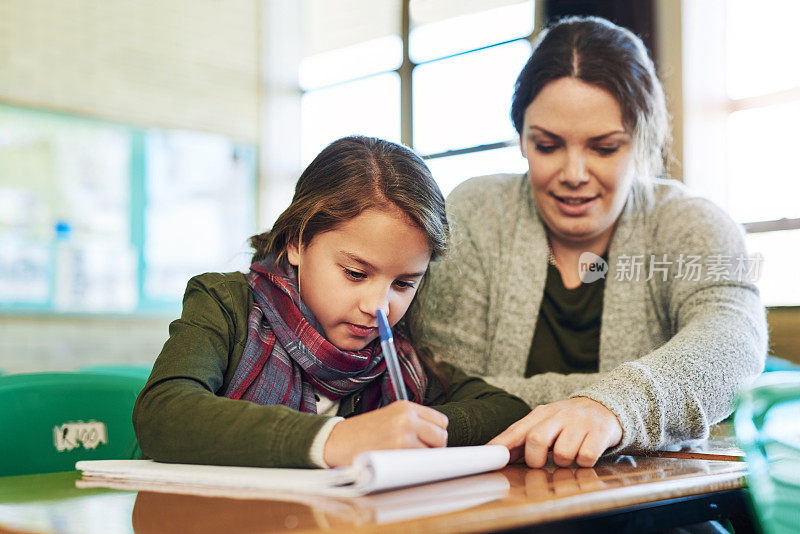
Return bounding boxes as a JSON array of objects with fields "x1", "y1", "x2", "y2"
[{"x1": 223, "y1": 255, "x2": 427, "y2": 413}]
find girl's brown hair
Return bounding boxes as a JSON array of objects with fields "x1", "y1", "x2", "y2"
[
  {"x1": 251, "y1": 135, "x2": 447, "y2": 264},
  {"x1": 251, "y1": 135, "x2": 450, "y2": 394}
]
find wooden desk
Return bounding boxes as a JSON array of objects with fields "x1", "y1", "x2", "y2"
[{"x1": 0, "y1": 454, "x2": 750, "y2": 534}]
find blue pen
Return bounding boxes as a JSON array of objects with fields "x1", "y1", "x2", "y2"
[{"x1": 376, "y1": 309, "x2": 409, "y2": 401}]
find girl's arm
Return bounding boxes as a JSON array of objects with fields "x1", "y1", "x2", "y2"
[
  {"x1": 424, "y1": 361, "x2": 531, "y2": 446},
  {"x1": 134, "y1": 274, "x2": 468, "y2": 468},
  {"x1": 319, "y1": 362, "x2": 531, "y2": 465},
  {"x1": 133, "y1": 274, "x2": 337, "y2": 468}
]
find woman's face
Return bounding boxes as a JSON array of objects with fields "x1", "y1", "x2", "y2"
[{"x1": 520, "y1": 77, "x2": 635, "y2": 248}]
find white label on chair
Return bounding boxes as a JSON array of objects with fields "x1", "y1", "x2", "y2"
[{"x1": 53, "y1": 421, "x2": 109, "y2": 452}]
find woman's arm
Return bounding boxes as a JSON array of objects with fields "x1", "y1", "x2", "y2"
[
  {"x1": 480, "y1": 373, "x2": 603, "y2": 408},
  {"x1": 571, "y1": 197, "x2": 767, "y2": 452},
  {"x1": 495, "y1": 197, "x2": 768, "y2": 464}
]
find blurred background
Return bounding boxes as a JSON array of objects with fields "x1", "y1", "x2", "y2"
[{"x1": 0, "y1": 0, "x2": 798, "y2": 374}]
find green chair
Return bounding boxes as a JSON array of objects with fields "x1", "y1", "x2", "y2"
[
  {"x1": 0, "y1": 372, "x2": 146, "y2": 477},
  {"x1": 78, "y1": 363, "x2": 153, "y2": 381}
]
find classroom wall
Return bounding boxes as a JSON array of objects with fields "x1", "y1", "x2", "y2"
[
  {"x1": 0, "y1": 316, "x2": 169, "y2": 374},
  {"x1": 2, "y1": 1, "x2": 796, "y2": 374},
  {"x1": 654, "y1": 0, "x2": 682, "y2": 181},
  {"x1": 0, "y1": 0, "x2": 260, "y2": 142},
  {"x1": 767, "y1": 308, "x2": 800, "y2": 365},
  {"x1": 0, "y1": 0, "x2": 261, "y2": 374}
]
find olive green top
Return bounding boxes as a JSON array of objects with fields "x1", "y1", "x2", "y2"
[
  {"x1": 132, "y1": 272, "x2": 531, "y2": 468},
  {"x1": 526, "y1": 262, "x2": 604, "y2": 377}
]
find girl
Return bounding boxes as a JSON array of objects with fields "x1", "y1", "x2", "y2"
[{"x1": 133, "y1": 135, "x2": 530, "y2": 468}]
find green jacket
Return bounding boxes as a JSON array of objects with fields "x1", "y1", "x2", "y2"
[{"x1": 132, "y1": 272, "x2": 530, "y2": 468}]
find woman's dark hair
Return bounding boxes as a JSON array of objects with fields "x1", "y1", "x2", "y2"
[
  {"x1": 511, "y1": 16, "x2": 670, "y2": 205},
  {"x1": 251, "y1": 135, "x2": 448, "y2": 264},
  {"x1": 251, "y1": 135, "x2": 451, "y2": 394}
]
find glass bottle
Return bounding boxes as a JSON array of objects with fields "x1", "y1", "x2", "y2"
[{"x1": 734, "y1": 371, "x2": 800, "y2": 534}]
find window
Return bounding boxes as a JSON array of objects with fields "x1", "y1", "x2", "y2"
[
  {"x1": 0, "y1": 104, "x2": 257, "y2": 315},
  {"x1": 298, "y1": 0, "x2": 403, "y2": 165},
  {"x1": 298, "y1": 0, "x2": 534, "y2": 198},
  {"x1": 683, "y1": 0, "x2": 800, "y2": 306}
]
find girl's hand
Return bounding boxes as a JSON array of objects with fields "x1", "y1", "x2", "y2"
[
  {"x1": 323, "y1": 401, "x2": 449, "y2": 467},
  {"x1": 488, "y1": 397, "x2": 622, "y2": 468}
]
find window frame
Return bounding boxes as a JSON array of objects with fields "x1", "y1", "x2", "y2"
[
  {"x1": 298, "y1": 1, "x2": 540, "y2": 167},
  {"x1": 682, "y1": 0, "x2": 800, "y2": 306},
  {"x1": 731, "y1": 88, "x2": 800, "y2": 234}
]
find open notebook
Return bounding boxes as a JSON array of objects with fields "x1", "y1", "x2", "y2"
[{"x1": 76, "y1": 445, "x2": 510, "y2": 497}]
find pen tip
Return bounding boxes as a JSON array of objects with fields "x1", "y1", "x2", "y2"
[{"x1": 376, "y1": 309, "x2": 392, "y2": 340}]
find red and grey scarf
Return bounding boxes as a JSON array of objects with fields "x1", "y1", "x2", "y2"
[{"x1": 223, "y1": 255, "x2": 427, "y2": 413}]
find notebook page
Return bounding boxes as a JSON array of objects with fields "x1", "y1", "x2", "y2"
[
  {"x1": 75, "y1": 460, "x2": 357, "y2": 493},
  {"x1": 350, "y1": 445, "x2": 510, "y2": 494}
]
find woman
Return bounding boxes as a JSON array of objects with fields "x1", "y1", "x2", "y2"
[{"x1": 411, "y1": 16, "x2": 766, "y2": 468}]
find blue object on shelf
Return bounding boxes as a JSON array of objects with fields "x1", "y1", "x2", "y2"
[{"x1": 54, "y1": 220, "x2": 72, "y2": 240}]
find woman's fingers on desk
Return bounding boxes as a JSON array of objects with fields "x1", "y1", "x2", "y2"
[
  {"x1": 489, "y1": 397, "x2": 622, "y2": 468},
  {"x1": 323, "y1": 401, "x2": 448, "y2": 467},
  {"x1": 551, "y1": 425, "x2": 589, "y2": 467}
]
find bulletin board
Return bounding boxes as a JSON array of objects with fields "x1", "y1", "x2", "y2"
[{"x1": 0, "y1": 104, "x2": 257, "y2": 316}]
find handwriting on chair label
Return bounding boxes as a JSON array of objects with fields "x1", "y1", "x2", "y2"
[{"x1": 53, "y1": 421, "x2": 108, "y2": 452}]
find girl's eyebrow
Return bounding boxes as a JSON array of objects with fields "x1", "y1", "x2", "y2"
[
  {"x1": 339, "y1": 251, "x2": 375, "y2": 270},
  {"x1": 339, "y1": 251, "x2": 426, "y2": 278},
  {"x1": 528, "y1": 125, "x2": 627, "y2": 141}
]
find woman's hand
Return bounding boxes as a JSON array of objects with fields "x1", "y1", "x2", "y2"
[
  {"x1": 323, "y1": 401, "x2": 449, "y2": 467},
  {"x1": 488, "y1": 397, "x2": 622, "y2": 468}
]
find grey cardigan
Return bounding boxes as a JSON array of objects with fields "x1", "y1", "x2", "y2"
[{"x1": 411, "y1": 173, "x2": 767, "y2": 452}]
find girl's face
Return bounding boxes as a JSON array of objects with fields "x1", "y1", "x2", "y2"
[
  {"x1": 287, "y1": 206, "x2": 431, "y2": 351},
  {"x1": 520, "y1": 77, "x2": 635, "y2": 248}
]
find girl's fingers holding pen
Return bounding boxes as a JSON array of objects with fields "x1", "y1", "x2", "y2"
[
  {"x1": 413, "y1": 404, "x2": 449, "y2": 429},
  {"x1": 416, "y1": 420, "x2": 448, "y2": 448},
  {"x1": 385, "y1": 401, "x2": 448, "y2": 429}
]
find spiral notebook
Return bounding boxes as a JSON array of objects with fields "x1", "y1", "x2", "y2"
[{"x1": 75, "y1": 445, "x2": 510, "y2": 497}]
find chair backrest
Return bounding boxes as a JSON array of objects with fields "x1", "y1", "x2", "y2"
[
  {"x1": 0, "y1": 372, "x2": 146, "y2": 477},
  {"x1": 78, "y1": 364, "x2": 153, "y2": 381}
]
